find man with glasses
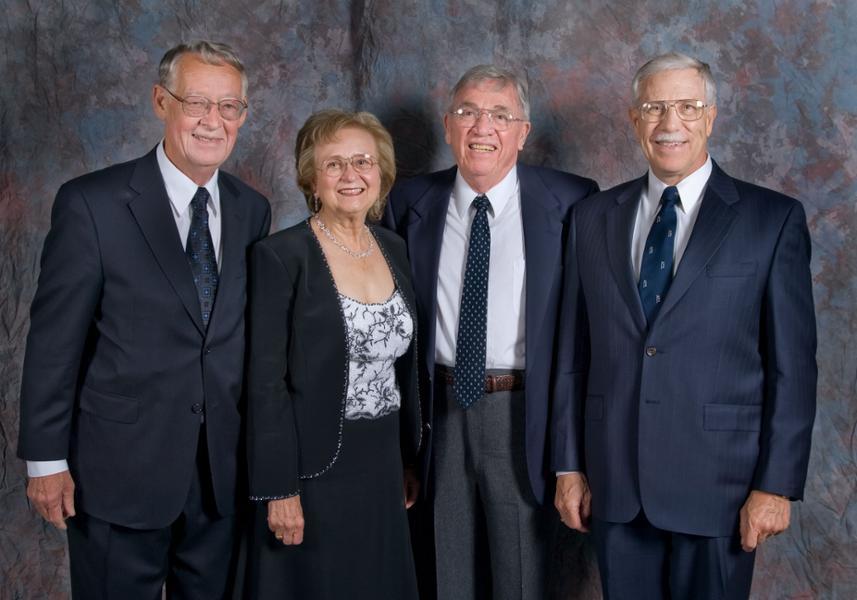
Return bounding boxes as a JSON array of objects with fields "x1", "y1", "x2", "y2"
[
  {"x1": 553, "y1": 52, "x2": 816, "y2": 599},
  {"x1": 385, "y1": 64, "x2": 598, "y2": 599},
  {"x1": 18, "y1": 41, "x2": 270, "y2": 598}
]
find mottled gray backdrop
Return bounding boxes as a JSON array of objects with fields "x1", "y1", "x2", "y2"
[{"x1": 1, "y1": 0, "x2": 855, "y2": 598}]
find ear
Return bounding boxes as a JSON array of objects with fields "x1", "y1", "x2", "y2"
[
  {"x1": 705, "y1": 105, "x2": 717, "y2": 136},
  {"x1": 152, "y1": 85, "x2": 168, "y2": 121},
  {"x1": 443, "y1": 113, "x2": 452, "y2": 145},
  {"x1": 629, "y1": 107, "x2": 645, "y2": 143},
  {"x1": 517, "y1": 121, "x2": 532, "y2": 151}
]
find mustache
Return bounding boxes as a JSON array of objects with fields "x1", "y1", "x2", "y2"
[{"x1": 652, "y1": 133, "x2": 687, "y2": 143}]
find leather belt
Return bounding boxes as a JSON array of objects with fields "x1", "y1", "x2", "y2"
[{"x1": 435, "y1": 365, "x2": 524, "y2": 393}]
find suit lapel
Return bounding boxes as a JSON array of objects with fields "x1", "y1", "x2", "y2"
[
  {"x1": 406, "y1": 168, "x2": 454, "y2": 375},
  {"x1": 519, "y1": 165, "x2": 564, "y2": 378},
  {"x1": 127, "y1": 150, "x2": 205, "y2": 335},
  {"x1": 657, "y1": 162, "x2": 739, "y2": 321},
  {"x1": 605, "y1": 176, "x2": 647, "y2": 332},
  {"x1": 205, "y1": 174, "x2": 244, "y2": 336}
]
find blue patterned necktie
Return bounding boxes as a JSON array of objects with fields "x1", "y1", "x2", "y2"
[
  {"x1": 187, "y1": 187, "x2": 218, "y2": 328},
  {"x1": 454, "y1": 194, "x2": 491, "y2": 409},
  {"x1": 638, "y1": 185, "x2": 680, "y2": 325}
]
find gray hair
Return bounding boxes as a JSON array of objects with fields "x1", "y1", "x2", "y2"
[
  {"x1": 158, "y1": 40, "x2": 248, "y2": 98},
  {"x1": 449, "y1": 64, "x2": 531, "y2": 119},
  {"x1": 631, "y1": 52, "x2": 717, "y2": 107}
]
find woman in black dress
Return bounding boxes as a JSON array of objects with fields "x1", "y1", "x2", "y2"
[{"x1": 243, "y1": 109, "x2": 421, "y2": 599}]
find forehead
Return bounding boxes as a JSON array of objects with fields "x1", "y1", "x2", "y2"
[
  {"x1": 172, "y1": 54, "x2": 243, "y2": 95},
  {"x1": 315, "y1": 126, "x2": 378, "y2": 156},
  {"x1": 638, "y1": 68, "x2": 705, "y2": 101},
  {"x1": 452, "y1": 79, "x2": 521, "y2": 110}
]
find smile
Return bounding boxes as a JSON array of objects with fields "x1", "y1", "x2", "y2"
[
  {"x1": 337, "y1": 187, "x2": 365, "y2": 196},
  {"x1": 192, "y1": 133, "x2": 223, "y2": 143},
  {"x1": 469, "y1": 143, "x2": 496, "y2": 153}
]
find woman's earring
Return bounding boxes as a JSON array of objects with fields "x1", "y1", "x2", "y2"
[{"x1": 312, "y1": 195, "x2": 321, "y2": 213}]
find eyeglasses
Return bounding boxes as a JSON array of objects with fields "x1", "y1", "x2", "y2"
[
  {"x1": 162, "y1": 87, "x2": 247, "y2": 121},
  {"x1": 317, "y1": 154, "x2": 379, "y2": 177},
  {"x1": 637, "y1": 99, "x2": 709, "y2": 122},
  {"x1": 449, "y1": 107, "x2": 527, "y2": 131}
]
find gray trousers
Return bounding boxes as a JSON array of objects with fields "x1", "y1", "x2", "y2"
[{"x1": 432, "y1": 372, "x2": 551, "y2": 600}]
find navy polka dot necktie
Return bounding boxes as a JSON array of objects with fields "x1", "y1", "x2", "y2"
[
  {"x1": 454, "y1": 194, "x2": 491, "y2": 409},
  {"x1": 638, "y1": 185, "x2": 680, "y2": 325},
  {"x1": 187, "y1": 187, "x2": 218, "y2": 329}
]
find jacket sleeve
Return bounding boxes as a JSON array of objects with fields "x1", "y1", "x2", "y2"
[
  {"x1": 246, "y1": 241, "x2": 301, "y2": 500},
  {"x1": 18, "y1": 182, "x2": 103, "y2": 461},
  {"x1": 550, "y1": 207, "x2": 590, "y2": 473},
  {"x1": 753, "y1": 201, "x2": 817, "y2": 499}
]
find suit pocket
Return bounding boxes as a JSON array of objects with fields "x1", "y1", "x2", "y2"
[
  {"x1": 79, "y1": 387, "x2": 139, "y2": 424},
  {"x1": 703, "y1": 403, "x2": 762, "y2": 432},
  {"x1": 585, "y1": 395, "x2": 604, "y2": 421},
  {"x1": 705, "y1": 261, "x2": 756, "y2": 278}
]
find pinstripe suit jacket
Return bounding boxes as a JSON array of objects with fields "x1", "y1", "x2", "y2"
[{"x1": 552, "y1": 161, "x2": 817, "y2": 536}]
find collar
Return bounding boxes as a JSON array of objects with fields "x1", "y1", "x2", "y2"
[
  {"x1": 646, "y1": 155, "x2": 712, "y2": 213},
  {"x1": 451, "y1": 165, "x2": 519, "y2": 219},
  {"x1": 156, "y1": 140, "x2": 220, "y2": 217}
]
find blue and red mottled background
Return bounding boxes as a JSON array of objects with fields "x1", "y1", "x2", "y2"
[{"x1": 1, "y1": 1, "x2": 854, "y2": 598}]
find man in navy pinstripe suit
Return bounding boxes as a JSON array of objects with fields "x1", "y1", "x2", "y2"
[{"x1": 552, "y1": 52, "x2": 817, "y2": 599}]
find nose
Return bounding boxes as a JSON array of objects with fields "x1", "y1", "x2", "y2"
[
  {"x1": 198, "y1": 104, "x2": 223, "y2": 128},
  {"x1": 339, "y1": 162, "x2": 358, "y2": 180},
  {"x1": 473, "y1": 110, "x2": 495, "y2": 134},
  {"x1": 659, "y1": 104, "x2": 682, "y2": 129}
]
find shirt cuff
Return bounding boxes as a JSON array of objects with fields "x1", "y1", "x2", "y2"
[
  {"x1": 27, "y1": 460, "x2": 70, "y2": 477},
  {"x1": 556, "y1": 471, "x2": 573, "y2": 476}
]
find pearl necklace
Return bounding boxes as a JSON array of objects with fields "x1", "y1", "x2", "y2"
[{"x1": 314, "y1": 216, "x2": 375, "y2": 259}]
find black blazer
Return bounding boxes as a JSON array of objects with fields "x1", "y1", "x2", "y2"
[
  {"x1": 18, "y1": 147, "x2": 271, "y2": 528},
  {"x1": 246, "y1": 220, "x2": 421, "y2": 499}
]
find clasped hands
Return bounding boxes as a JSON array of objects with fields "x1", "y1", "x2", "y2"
[{"x1": 553, "y1": 472, "x2": 791, "y2": 551}]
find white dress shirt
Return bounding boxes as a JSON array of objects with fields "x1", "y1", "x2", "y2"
[
  {"x1": 631, "y1": 156, "x2": 712, "y2": 278},
  {"x1": 27, "y1": 142, "x2": 222, "y2": 478},
  {"x1": 435, "y1": 167, "x2": 526, "y2": 370}
]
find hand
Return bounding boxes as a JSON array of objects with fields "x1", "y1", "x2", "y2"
[
  {"x1": 739, "y1": 490, "x2": 791, "y2": 552},
  {"x1": 555, "y1": 472, "x2": 591, "y2": 532},
  {"x1": 403, "y1": 467, "x2": 420, "y2": 509},
  {"x1": 27, "y1": 470, "x2": 76, "y2": 530},
  {"x1": 268, "y1": 496, "x2": 305, "y2": 545}
]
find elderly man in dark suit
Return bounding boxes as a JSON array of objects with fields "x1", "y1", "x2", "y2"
[
  {"x1": 385, "y1": 64, "x2": 598, "y2": 599},
  {"x1": 552, "y1": 52, "x2": 817, "y2": 599},
  {"x1": 18, "y1": 41, "x2": 270, "y2": 599}
]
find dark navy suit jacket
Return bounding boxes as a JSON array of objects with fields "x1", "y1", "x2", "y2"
[
  {"x1": 18, "y1": 147, "x2": 271, "y2": 529},
  {"x1": 384, "y1": 163, "x2": 599, "y2": 504},
  {"x1": 552, "y1": 161, "x2": 817, "y2": 536}
]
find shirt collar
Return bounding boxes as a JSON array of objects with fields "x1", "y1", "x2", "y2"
[
  {"x1": 452, "y1": 165, "x2": 519, "y2": 219},
  {"x1": 645, "y1": 155, "x2": 712, "y2": 214},
  {"x1": 156, "y1": 140, "x2": 220, "y2": 218}
]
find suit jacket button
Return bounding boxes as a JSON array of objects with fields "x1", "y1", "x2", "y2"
[
  {"x1": 645, "y1": 346, "x2": 657, "y2": 357},
  {"x1": 191, "y1": 403, "x2": 204, "y2": 414}
]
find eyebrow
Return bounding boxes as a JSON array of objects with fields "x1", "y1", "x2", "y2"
[{"x1": 456, "y1": 101, "x2": 513, "y2": 113}]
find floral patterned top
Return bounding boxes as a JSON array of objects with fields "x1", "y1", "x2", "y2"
[{"x1": 339, "y1": 289, "x2": 414, "y2": 420}]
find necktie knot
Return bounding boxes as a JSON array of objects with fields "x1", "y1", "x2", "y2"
[
  {"x1": 472, "y1": 194, "x2": 491, "y2": 213},
  {"x1": 660, "y1": 186, "x2": 680, "y2": 211},
  {"x1": 191, "y1": 187, "x2": 210, "y2": 216}
]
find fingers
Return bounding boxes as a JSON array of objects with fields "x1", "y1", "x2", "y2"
[
  {"x1": 555, "y1": 472, "x2": 591, "y2": 533},
  {"x1": 27, "y1": 471, "x2": 75, "y2": 530},
  {"x1": 267, "y1": 496, "x2": 305, "y2": 545},
  {"x1": 739, "y1": 490, "x2": 790, "y2": 552},
  {"x1": 403, "y1": 468, "x2": 420, "y2": 509}
]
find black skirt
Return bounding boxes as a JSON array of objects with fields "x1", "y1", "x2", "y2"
[{"x1": 242, "y1": 411, "x2": 418, "y2": 599}]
